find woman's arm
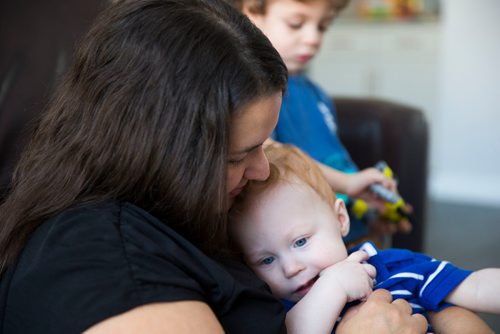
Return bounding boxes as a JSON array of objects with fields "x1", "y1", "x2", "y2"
[
  {"x1": 428, "y1": 306, "x2": 494, "y2": 334},
  {"x1": 84, "y1": 301, "x2": 224, "y2": 334}
]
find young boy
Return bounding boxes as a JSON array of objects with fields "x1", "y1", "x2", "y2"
[
  {"x1": 227, "y1": 0, "x2": 412, "y2": 243},
  {"x1": 229, "y1": 144, "x2": 500, "y2": 334}
]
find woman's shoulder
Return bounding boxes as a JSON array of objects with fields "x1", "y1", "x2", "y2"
[
  {"x1": 2, "y1": 201, "x2": 207, "y2": 332},
  {"x1": 3, "y1": 200, "x2": 288, "y2": 333},
  {"x1": 3, "y1": 201, "x2": 286, "y2": 333},
  {"x1": 34, "y1": 200, "x2": 221, "y2": 282},
  {"x1": 42, "y1": 200, "x2": 192, "y2": 250}
]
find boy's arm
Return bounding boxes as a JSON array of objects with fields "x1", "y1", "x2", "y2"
[
  {"x1": 265, "y1": 138, "x2": 396, "y2": 199},
  {"x1": 285, "y1": 251, "x2": 375, "y2": 334},
  {"x1": 445, "y1": 268, "x2": 500, "y2": 314},
  {"x1": 428, "y1": 306, "x2": 494, "y2": 334},
  {"x1": 285, "y1": 278, "x2": 347, "y2": 334}
]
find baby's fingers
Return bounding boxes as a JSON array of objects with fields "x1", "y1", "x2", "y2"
[
  {"x1": 363, "y1": 263, "x2": 377, "y2": 280},
  {"x1": 346, "y1": 250, "x2": 369, "y2": 263}
]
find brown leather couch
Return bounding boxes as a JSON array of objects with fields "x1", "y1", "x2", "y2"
[
  {"x1": 335, "y1": 97, "x2": 429, "y2": 252},
  {"x1": 0, "y1": 0, "x2": 106, "y2": 198}
]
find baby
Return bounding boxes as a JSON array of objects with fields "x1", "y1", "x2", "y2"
[{"x1": 229, "y1": 144, "x2": 500, "y2": 333}]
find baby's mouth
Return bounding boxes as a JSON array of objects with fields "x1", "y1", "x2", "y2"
[{"x1": 294, "y1": 276, "x2": 319, "y2": 297}]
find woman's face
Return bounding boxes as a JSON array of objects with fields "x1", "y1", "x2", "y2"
[{"x1": 226, "y1": 93, "x2": 282, "y2": 206}]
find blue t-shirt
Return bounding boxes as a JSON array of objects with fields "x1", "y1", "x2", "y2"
[
  {"x1": 273, "y1": 74, "x2": 365, "y2": 241},
  {"x1": 353, "y1": 242, "x2": 472, "y2": 313},
  {"x1": 273, "y1": 74, "x2": 357, "y2": 173}
]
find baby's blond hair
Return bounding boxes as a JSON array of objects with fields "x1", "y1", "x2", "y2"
[{"x1": 232, "y1": 144, "x2": 336, "y2": 216}]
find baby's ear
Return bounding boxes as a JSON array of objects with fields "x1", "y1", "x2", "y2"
[{"x1": 334, "y1": 198, "x2": 350, "y2": 237}]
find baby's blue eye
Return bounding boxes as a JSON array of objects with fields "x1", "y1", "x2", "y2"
[
  {"x1": 261, "y1": 257, "x2": 275, "y2": 265},
  {"x1": 294, "y1": 238, "x2": 307, "y2": 248}
]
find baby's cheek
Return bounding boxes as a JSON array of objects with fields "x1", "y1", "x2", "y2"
[
  {"x1": 256, "y1": 271, "x2": 283, "y2": 296},
  {"x1": 316, "y1": 252, "x2": 341, "y2": 270}
]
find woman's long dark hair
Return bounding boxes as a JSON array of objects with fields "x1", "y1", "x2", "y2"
[{"x1": 0, "y1": 0, "x2": 287, "y2": 274}]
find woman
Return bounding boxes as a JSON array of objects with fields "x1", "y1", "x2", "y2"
[{"x1": 0, "y1": 0, "x2": 427, "y2": 332}]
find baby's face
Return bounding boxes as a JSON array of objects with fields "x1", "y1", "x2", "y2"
[
  {"x1": 248, "y1": 0, "x2": 335, "y2": 74},
  {"x1": 231, "y1": 180, "x2": 348, "y2": 301}
]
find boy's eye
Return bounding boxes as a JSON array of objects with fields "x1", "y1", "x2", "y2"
[
  {"x1": 319, "y1": 18, "x2": 333, "y2": 32},
  {"x1": 287, "y1": 21, "x2": 303, "y2": 29},
  {"x1": 261, "y1": 257, "x2": 275, "y2": 265},
  {"x1": 294, "y1": 238, "x2": 307, "y2": 248},
  {"x1": 318, "y1": 24, "x2": 328, "y2": 32}
]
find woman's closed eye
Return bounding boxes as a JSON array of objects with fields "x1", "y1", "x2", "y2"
[{"x1": 228, "y1": 155, "x2": 246, "y2": 165}]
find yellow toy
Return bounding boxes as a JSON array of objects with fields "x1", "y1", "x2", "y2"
[{"x1": 350, "y1": 161, "x2": 413, "y2": 225}]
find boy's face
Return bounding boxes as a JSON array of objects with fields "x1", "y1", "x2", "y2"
[
  {"x1": 231, "y1": 179, "x2": 350, "y2": 301},
  {"x1": 245, "y1": 0, "x2": 335, "y2": 74}
]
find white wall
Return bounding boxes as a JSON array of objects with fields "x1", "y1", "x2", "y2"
[
  {"x1": 309, "y1": 1, "x2": 500, "y2": 206},
  {"x1": 431, "y1": 0, "x2": 500, "y2": 205}
]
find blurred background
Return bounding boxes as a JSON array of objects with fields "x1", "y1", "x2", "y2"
[
  {"x1": 1, "y1": 0, "x2": 499, "y2": 330},
  {"x1": 309, "y1": 0, "x2": 500, "y2": 329}
]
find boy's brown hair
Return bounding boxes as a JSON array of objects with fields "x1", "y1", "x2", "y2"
[{"x1": 226, "y1": 0, "x2": 350, "y2": 15}]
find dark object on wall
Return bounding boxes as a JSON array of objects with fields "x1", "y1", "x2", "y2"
[
  {"x1": 0, "y1": 0, "x2": 107, "y2": 199},
  {"x1": 335, "y1": 97, "x2": 428, "y2": 252}
]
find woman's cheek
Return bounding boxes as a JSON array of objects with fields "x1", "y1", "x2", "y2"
[{"x1": 226, "y1": 165, "x2": 243, "y2": 194}]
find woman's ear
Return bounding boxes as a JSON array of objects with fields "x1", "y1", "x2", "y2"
[{"x1": 334, "y1": 198, "x2": 350, "y2": 237}]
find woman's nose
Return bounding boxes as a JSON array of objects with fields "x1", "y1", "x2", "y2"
[{"x1": 244, "y1": 148, "x2": 270, "y2": 182}]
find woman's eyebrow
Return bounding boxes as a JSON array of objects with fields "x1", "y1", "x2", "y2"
[{"x1": 230, "y1": 143, "x2": 263, "y2": 155}]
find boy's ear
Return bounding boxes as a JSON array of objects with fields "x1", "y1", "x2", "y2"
[
  {"x1": 241, "y1": 4, "x2": 265, "y2": 27},
  {"x1": 334, "y1": 198, "x2": 350, "y2": 237}
]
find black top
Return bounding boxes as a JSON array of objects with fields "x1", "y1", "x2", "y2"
[{"x1": 0, "y1": 201, "x2": 286, "y2": 333}]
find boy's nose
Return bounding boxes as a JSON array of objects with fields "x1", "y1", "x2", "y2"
[
  {"x1": 282, "y1": 257, "x2": 304, "y2": 278},
  {"x1": 303, "y1": 27, "x2": 322, "y2": 47}
]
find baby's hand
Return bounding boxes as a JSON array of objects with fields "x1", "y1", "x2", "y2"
[{"x1": 319, "y1": 251, "x2": 376, "y2": 302}]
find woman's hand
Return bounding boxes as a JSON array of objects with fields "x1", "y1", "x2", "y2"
[{"x1": 336, "y1": 289, "x2": 428, "y2": 334}]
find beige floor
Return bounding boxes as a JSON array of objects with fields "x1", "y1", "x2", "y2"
[{"x1": 423, "y1": 199, "x2": 500, "y2": 331}]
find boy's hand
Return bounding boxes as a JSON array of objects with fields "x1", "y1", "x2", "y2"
[
  {"x1": 345, "y1": 168, "x2": 413, "y2": 235},
  {"x1": 343, "y1": 167, "x2": 396, "y2": 201},
  {"x1": 369, "y1": 208, "x2": 413, "y2": 235},
  {"x1": 319, "y1": 251, "x2": 376, "y2": 302}
]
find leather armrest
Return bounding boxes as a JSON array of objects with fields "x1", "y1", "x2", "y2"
[{"x1": 334, "y1": 97, "x2": 428, "y2": 252}]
